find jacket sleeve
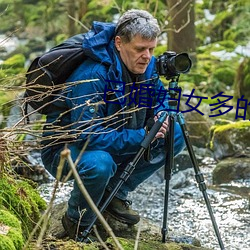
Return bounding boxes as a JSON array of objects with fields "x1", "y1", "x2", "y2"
[{"x1": 65, "y1": 61, "x2": 146, "y2": 156}]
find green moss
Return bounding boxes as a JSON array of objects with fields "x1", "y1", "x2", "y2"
[
  {"x1": 0, "y1": 209, "x2": 24, "y2": 249},
  {"x1": 7, "y1": 228, "x2": 24, "y2": 249},
  {"x1": 0, "y1": 235, "x2": 16, "y2": 250},
  {"x1": 105, "y1": 237, "x2": 205, "y2": 250},
  {"x1": 213, "y1": 120, "x2": 250, "y2": 133},
  {"x1": 0, "y1": 209, "x2": 21, "y2": 229},
  {"x1": 0, "y1": 175, "x2": 47, "y2": 239}
]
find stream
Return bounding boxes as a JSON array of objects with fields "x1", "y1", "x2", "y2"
[{"x1": 38, "y1": 154, "x2": 250, "y2": 250}]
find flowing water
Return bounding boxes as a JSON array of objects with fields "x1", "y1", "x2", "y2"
[{"x1": 38, "y1": 156, "x2": 250, "y2": 250}]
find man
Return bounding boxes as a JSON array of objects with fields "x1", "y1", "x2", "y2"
[{"x1": 41, "y1": 9, "x2": 185, "y2": 241}]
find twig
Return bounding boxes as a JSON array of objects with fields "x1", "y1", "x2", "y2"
[
  {"x1": 68, "y1": 14, "x2": 89, "y2": 31},
  {"x1": 93, "y1": 225, "x2": 110, "y2": 250},
  {"x1": 61, "y1": 148, "x2": 124, "y2": 250},
  {"x1": 134, "y1": 218, "x2": 142, "y2": 250}
]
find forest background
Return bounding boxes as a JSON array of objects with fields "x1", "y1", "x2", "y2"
[{"x1": 0, "y1": 0, "x2": 250, "y2": 122}]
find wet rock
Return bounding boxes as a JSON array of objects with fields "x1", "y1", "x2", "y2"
[
  {"x1": 170, "y1": 168, "x2": 194, "y2": 189},
  {"x1": 209, "y1": 120, "x2": 250, "y2": 160},
  {"x1": 213, "y1": 157, "x2": 250, "y2": 184}
]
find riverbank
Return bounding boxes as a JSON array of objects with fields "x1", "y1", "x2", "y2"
[{"x1": 38, "y1": 154, "x2": 250, "y2": 250}]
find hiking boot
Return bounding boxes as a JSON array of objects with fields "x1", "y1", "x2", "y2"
[
  {"x1": 105, "y1": 196, "x2": 140, "y2": 225},
  {"x1": 61, "y1": 213, "x2": 97, "y2": 243}
]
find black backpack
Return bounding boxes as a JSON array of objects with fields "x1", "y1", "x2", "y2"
[{"x1": 24, "y1": 34, "x2": 87, "y2": 115}]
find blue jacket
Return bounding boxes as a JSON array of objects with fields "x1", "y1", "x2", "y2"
[{"x1": 44, "y1": 21, "x2": 169, "y2": 156}]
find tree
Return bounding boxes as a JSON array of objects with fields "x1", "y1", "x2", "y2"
[{"x1": 166, "y1": 0, "x2": 196, "y2": 62}]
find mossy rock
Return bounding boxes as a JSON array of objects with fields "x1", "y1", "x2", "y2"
[
  {"x1": 209, "y1": 120, "x2": 250, "y2": 160},
  {"x1": 0, "y1": 209, "x2": 24, "y2": 250},
  {"x1": 0, "y1": 174, "x2": 47, "y2": 239}
]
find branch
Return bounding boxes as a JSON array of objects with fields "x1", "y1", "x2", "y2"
[{"x1": 61, "y1": 148, "x2": 124, "y2": 250}]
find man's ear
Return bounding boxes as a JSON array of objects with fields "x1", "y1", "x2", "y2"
[{"x1": 115, "y1": 36, "x2": 122, "y2": 51}]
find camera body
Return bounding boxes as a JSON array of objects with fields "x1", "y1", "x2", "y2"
[{"x1": 156, "y1": 51, "x2": 192, "y2": 79}]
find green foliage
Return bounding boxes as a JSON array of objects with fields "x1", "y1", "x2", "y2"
[
  {"x1": 1, "y1": 54, "x2": 25, "y2": 69},
  {"x1": 0, "y1": 54, "x2": 26, "y2": 85},
  {"x1": 233, "y1": 57, "x2": 250, "y2": 117},
  {"x1": 212, "y1": 67, "x2": 235, "y2": 86}
]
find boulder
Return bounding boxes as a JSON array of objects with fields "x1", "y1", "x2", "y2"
[
  {"x1": 213, "y1": 157, "x2": 250, "y2": 184},
  {"x1": 42, "y1": 201, "x2": 212, "y2": 250},
  {"x1": 209, "y1": 120, "x2": 250, "y2": 160}
]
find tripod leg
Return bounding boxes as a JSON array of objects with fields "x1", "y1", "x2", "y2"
[
  {"x1": 162, "y1": 114, "x2": 175, "y2": 243},
  {"x1": 81, "y1": 113, "x2": 168, "y2": 240},
  {"x1": 177, "y1": 112, "x2": 225, "y2": 250}
]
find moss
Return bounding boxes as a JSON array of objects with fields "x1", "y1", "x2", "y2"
[
  {"x1": 0, "y1": 174, "x2": 47, "y2": 239},
  {"x1": 1, "y1": 54, "x2": 25, "y2": 69},
  {"x1": 0, "y1": 235, "x2": 16, "y2": 250},
  {"x1": 105, "y1": 237, "x2": 207, "y2": 250},
  {"x1": 0, "y1": 209, "x2": 21, "y2": 229},
  {"x1": 213, "y1": 120, "x2": 250, "y2": 133},
  {"x1": 7, "y1": 228, "x2": 24, "y2": 249},
  {"x1": 209, "y1": 121, "x2": 250, "y2": 152},
  {"x1": 0, "y1": 209, "x2": 24, "y2": 249}
]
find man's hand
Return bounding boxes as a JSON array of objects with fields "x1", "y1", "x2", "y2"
[{"x1": 154, "y1": 112, "x2": 169, "y2": 139}]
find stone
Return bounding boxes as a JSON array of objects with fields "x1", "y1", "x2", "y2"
[{"x1": 213, "y1": 157, "x2": 250, "y2": 184}]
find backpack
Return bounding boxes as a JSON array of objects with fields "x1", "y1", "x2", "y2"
[{"x1": 24, "y1": 34, "x2": 87, "y2": 115}]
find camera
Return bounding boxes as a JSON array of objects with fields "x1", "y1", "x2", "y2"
[{"x1": 156, "y1": 51, "x2": 192, "y2": 79}]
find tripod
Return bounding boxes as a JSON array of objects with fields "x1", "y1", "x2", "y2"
[
  {"x1": 82, "y1": 77, "x2": 225, "y2": 250},
  {"x1": 161, "y1": 77, "x2": 225, "y2": 249}
]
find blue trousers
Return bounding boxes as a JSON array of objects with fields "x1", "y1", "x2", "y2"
[{"x1": 41, "y1": 123, "x2": 185, "y2": 226}]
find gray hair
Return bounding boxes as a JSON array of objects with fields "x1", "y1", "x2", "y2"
[{"x1": 115, "y1": 9, "x2": 160, "y2": 43}]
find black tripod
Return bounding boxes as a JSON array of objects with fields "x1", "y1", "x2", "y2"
[
  {"x1": 82, "y1": 77, "x2": 225, "y2": 250},
  {"x1": 161, "y1": 77, "x2": 225, "y2": 249}
]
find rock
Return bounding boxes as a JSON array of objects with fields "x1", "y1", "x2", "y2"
[
  {"x1": 209, "y1": 120, "x2": 250, "y2": 160},
  {"x1": 213, "y1": 157, "x2": 250, "y2": 184},
  {"x1": 183, "y1": 111, "x2": 212, "y2": 148},
  {"x1": 170, "y1": 168, "x2": 193, "y2": 189},
  {"x1": 44, "y1": 201, "x2": 212, "y2": 250}
]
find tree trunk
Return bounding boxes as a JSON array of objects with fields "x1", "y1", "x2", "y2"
[
  {"x1": 67, "y1": 0, "x2": 77, "y2": 36},
  {"x1": 167, "y1": 0, "x2": 196, "y2": 62},
  {"x1": 78, "y1": 0, "x2": 88, "y2": 20}
]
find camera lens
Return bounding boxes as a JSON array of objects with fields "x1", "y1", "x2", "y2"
[{"x1": 174, "y1": 53, "x2": 192, "y2": 73}]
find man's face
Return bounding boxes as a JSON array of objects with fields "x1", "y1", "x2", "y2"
[{"x1": 115, "y1": 35, "x2": 157, "y2": 74}]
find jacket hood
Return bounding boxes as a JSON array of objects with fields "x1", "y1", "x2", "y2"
[{"x1": 82, "y1": 21, "x2": 116, "y2": 65}]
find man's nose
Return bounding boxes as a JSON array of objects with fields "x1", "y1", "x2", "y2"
[{"x1": 142, "y1": 49, "x2": 151, "y2": 59}]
